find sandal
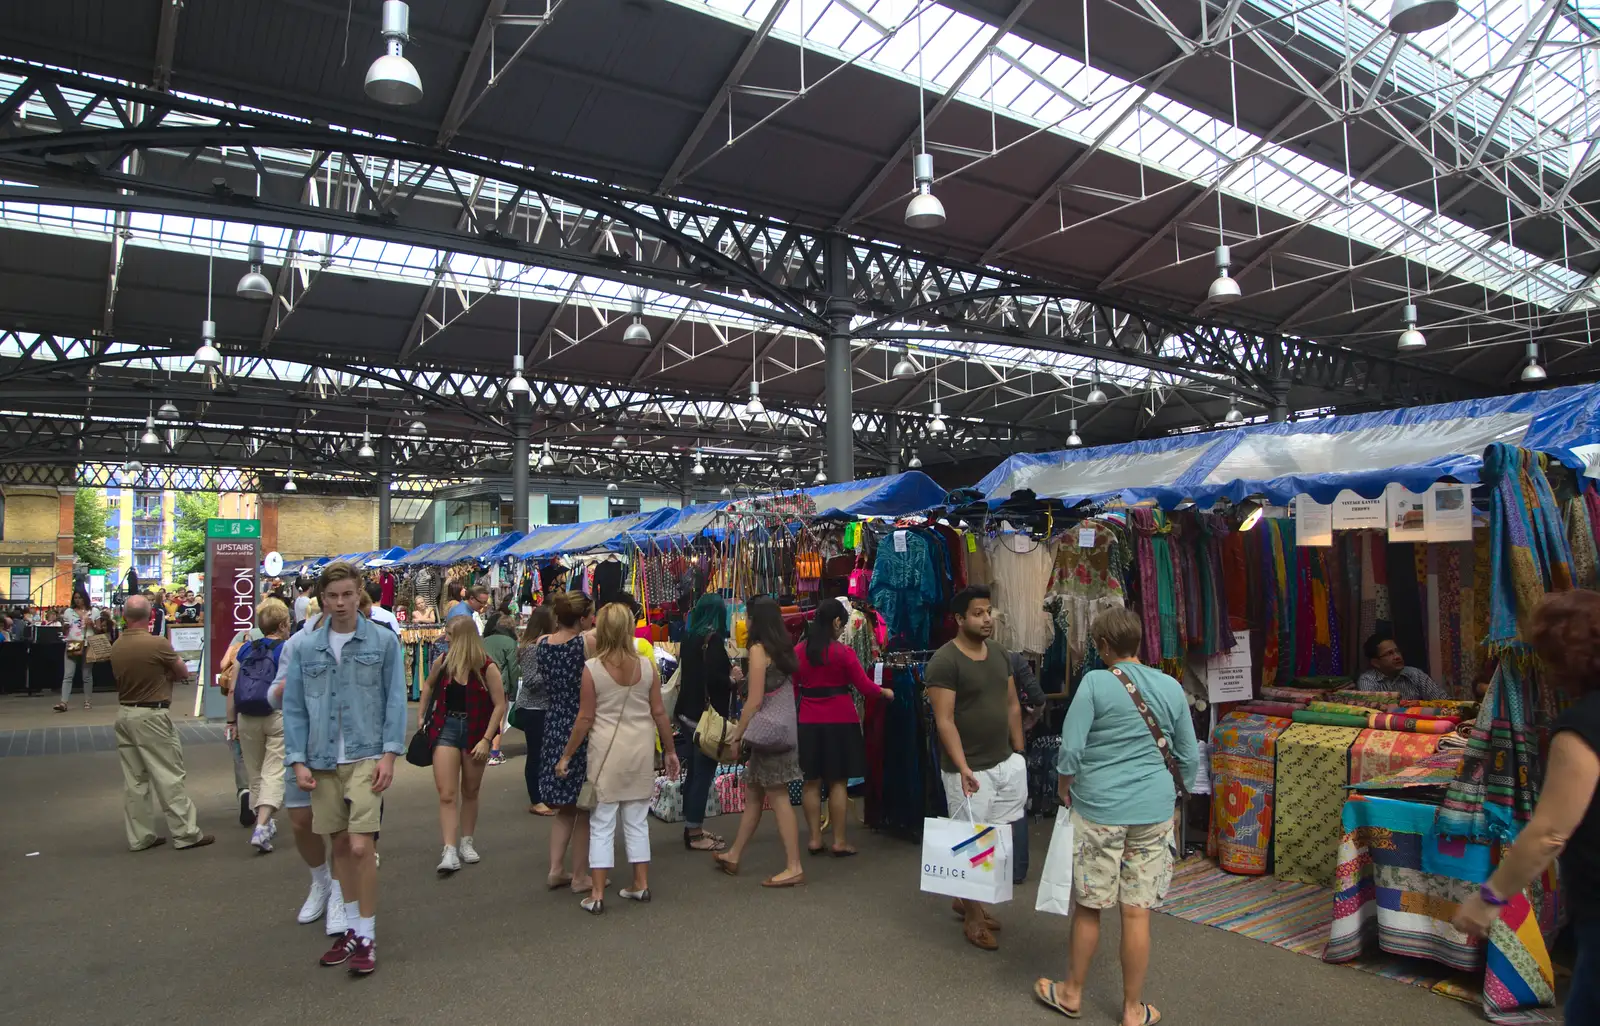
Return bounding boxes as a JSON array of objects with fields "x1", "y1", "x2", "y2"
[
  {"x1": 545, "y1": 874, "x2": 573, "y2": 890},
  {"x1": 1132, "y1": 1004, "x2": 1161, "y2": 1026},
  {"x1": 829, "y1": 845, "x2": 858, "y2": 857},
  {"x1": 529, "y1": 804, "x2": 556, "y2": 817},
  {"x1": 570, "y1": 877, "x2": 594, "y2": 894},
  {"x1": 52, "y1": 703, "x2": 68, "y2": 713},
  {"x1": 761, "y1": 871, "x2": 805, "y2": 888},
  {"x1": 807, "y1": 843, "x2": 825, "y2": 856},
  {"x1": 1032, "y1": 979, "x2": 1081, "y2": 1019},
  {"x1": 619, "y1": 887, "x2": 651, "y2": 902},
  {"x1": 684, "y1": 831, "x2": 728, "y2": 852},
  {"x1": 82, "y1": 701, "x2": 92, "y2": 710},
  {"x1": 712, "y1": 854, "x2": 739, "y2": 876},
  {"x1": 579, "y1": 896, "x2": 603, "y2": 915}
]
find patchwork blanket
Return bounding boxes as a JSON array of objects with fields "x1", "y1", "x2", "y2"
[
  {"x1": 1273, "y1": 723, "x2": 1361, "y2": 886},
  {"x1": 1208, "y1": 712, "x2": 1292, "y2": 876}
]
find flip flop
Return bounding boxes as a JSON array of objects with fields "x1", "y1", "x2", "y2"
[
  {"x1": 829, "y1": 846, "x2": 858, "y2": 857},
  {"x1": 1135, "y1": 1004, "x2": 1161, "y2": 1026},
  {"x1": 1032, "y1": 979, "x2": 1081, "y2": 1019},
  {"x1": 529, "y1": 804, "x2": 556, "y2": 817},
  {"x1": 761, "y1": 872, "x2": 806, "y2": 888},
  {"x1": 806, "y1": 844, "x2": 825, "y2": 856}
]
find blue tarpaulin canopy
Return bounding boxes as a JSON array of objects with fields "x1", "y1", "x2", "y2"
[
  {"x1": 395, "y1": 541, "x2": 459, "y2": 566},
  {"x1": 322, "y1": 546, "x2": 409, "y2": 569},
  {"x1": 977, "y1": 384, "x2": 1600, "y2": 510},
  {"x1": 501, "y1": 510, "x2": 675, "y2": 559},
  {"x1": 641, "y1": 472, "x2": 948, "y2": 543}
]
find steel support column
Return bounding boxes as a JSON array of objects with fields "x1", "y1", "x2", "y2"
[
  {"x1": 376, "y1": 434, "x2": 393, "y2": 548},
  {"x1": 885, "y1": 417, "x2": 900, "y2": 475},
  {"x1": 510, "y1": 393, "x2": 531, "y2": 533},
  {"x1": 824, "y1": 235, "x2": 856, "y2": 485}
]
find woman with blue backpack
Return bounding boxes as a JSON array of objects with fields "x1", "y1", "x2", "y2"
[{"x1": 226, "y1": 598, "x2": 293, "y2": 853}]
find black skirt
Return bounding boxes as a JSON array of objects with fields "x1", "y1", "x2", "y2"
[{"x1": 798, "y1": 721, "x2": 866, "y2": 784}]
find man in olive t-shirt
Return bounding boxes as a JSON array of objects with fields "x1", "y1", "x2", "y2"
[{"x1": 926, "y1": 585, "x2": 1024, "y2": 952}]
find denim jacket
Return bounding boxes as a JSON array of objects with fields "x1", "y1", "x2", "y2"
[{"x1": 282, "y1": 616, "x2": 406, "y2": 770}]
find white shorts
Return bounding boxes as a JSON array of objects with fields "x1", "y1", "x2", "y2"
[{"x1": 940, "y1": 752, "x2": 1027, "y2": 825}]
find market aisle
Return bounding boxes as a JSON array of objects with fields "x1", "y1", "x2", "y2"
[{"x1": 0, "y1": 745, "x2": 1487, "y2": 1026}]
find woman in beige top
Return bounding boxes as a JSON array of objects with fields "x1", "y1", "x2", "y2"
[{"x1": 557, "y1": 602, "x2": 679, "y2": 914}]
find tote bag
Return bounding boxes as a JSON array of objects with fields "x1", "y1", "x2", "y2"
[
  {"x1": 1034, "y1": 807, "x2": 1076, "y2": 916},
  {"x1": 919, "y1": 802, "x2": 1013, "y2": 905}
]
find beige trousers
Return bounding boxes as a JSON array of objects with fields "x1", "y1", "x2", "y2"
[
  {"x1": 114, "y1": 706, "x2": 202, "y2": 850},
  {"x1": 237, "y1": 711, "x2": 286, "y2": 813}
]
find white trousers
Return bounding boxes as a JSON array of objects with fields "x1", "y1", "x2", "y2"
[{"x1": 588, "y1": 799, "x2": 651, "y2": 869}]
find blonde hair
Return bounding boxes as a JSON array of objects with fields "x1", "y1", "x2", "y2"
[
  {"x1": 256, "y1": 598, "x2": 290, "y2": 636},
  {"x1": 1090, "y1": 605, "x2": 1143, "y2": 660},
  {"x1": 443, "y1": 614, "x2": 488, "y2": 685},
  {"x1": 305, "y1": 598, "x2": 320, "y2": 618},
  {"x1": 593, "y1": 602, "x2": 637, "y2": 663}
]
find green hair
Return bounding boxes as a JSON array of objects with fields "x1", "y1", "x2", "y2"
[{"x1": 687, "y1": 593, "x2": 728, "y2": 640}]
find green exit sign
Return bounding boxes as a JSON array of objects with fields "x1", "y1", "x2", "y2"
[{"x1": 206, "y1": 519, "x2": 261, "y2": 538}]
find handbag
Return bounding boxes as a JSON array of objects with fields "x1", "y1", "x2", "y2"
[
  {"x1": 742, "y1": 675, "x2": 797, "y2": 754},
  {"x1": 405, "y1": 670, "x2": 446, "y2": 768},
  {"x1": 83, "y1": 633, "x2": 113, "y2": 664},
  {"x1": 1108, "y1": 665, "x2": 1188, "y2": 800},
  {"x1": 577, "y1": 664, "x2": 644, "y2": 812}
]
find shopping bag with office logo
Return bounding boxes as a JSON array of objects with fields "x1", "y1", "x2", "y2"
[
  {"x1": 1034, "y1": 807, "x2": 1076, "y2": 916},
  {"x1": 920, "y1": 814, "x2": 1013, "y2": 905}
]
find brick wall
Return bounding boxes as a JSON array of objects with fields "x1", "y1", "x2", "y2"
[
  {"x1": 390, "y1": 521, "x2": 414, "y2": 549},
  {"x1": 271, "y1": 495, "x2": 378, "y2": 561}
]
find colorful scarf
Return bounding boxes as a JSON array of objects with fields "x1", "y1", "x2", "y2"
[
  {"x1": 1564, "y1": 489, "x2": 1598, "y2": 589},
  {"x1": 1482, "y1": 444, "x2": 1573, "y2": 650},
  {"x1": 1129, "y1": 508, "x2": 1162, "y2": 666},
  {"x1": 1436, "y1": 659, "x2": 1538, "y2": 842}
]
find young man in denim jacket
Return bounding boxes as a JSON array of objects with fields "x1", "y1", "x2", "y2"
[{"x1": 282, "y1": 560, "x2": 405, "y2": 976}]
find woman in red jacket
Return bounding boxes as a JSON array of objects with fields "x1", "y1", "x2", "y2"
[{"x1": 795, "y1": 598, "x2": 893, "y2": 856}]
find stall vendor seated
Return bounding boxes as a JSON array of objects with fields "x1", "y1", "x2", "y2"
[{"x1": 1356, "y1": 634, "x2": 1448, "y2": 702}]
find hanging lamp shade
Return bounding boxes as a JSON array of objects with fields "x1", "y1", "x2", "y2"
[
  {"x1": 1388, "y1": 0, "x2": 1458, "y2": 34},
  {"x1": 905, "y1": 153, "x2": 946, "y2": 229},
  {"x1": 1521, "y1": 341, "x2": 1547, "y2": 382},
  {"x1": 236, "y1": 239, "x2": 274, "y2": 300},
  {"x1": 1067, "y1": 418, "x2": 1083, "y2": 446},
  {"x1": 282, "y1": 470, "x2": 298, "y2": 492},
  {"x1": 506, "y1": 353, "x2": 532, "y2": 396},
  {"x1": 122, "y1": 457, "x2": 143, "y2": 476},
  {"x1": 538, "y1": 441, "x2": 556, "y2": 469},
  {"x1": 156, "y1": 401, "x2": 181, "y2": 421},
  {"x1": 777, "y1": 446, "x2": 792, "y2": 461},
  {"x1": 928, "y1": 400, "x2": 947, "y2": 436},
  {"x1": 1224, "y1": 400, "x2": 1245, "y2": 425},
  {"x1": 745, "y1": 380, "x2": 765, "y2": 416},
  {"x1": 1397, "y1": 303, "x2": 1427, "y2": 351},
  {"x1": 622, "y1": 294, "x2": 652, "y2": 346},
  {"x1": 407, "y1": 420, "x2": 427, "y2": 437},
  {"x1": 612, "y1": 434, "x2": 627, "y2": 448},
  {"x1": 365, "y1": 1, "x2": 423, "y2": 105},
  {"x1": 605, "y1": 481, "x2": 619, "y2": 493},
  {"x1": 192, "y1": 319, "x2": 223, "y2": 371},
  {"x1": 140, "y1": 415, "x2": 161, "y2": 448},
  {"x1": 891, "y1": 349, "x2": 918, "y2": 380},
  {"x1": 1207, "y1": 245, "x2": 1242, "y2": 303},
  {"x1": 813, "y1": 468, "x2": 828, "y2": 485},
  {"x1": 357, "y1": 434, "x2": 376, "y2": 460},
  {"x1": 907, "y1": 450, "x2": 923, "y2": 469}
]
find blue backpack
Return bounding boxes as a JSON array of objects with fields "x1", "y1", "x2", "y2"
[{"x1": 234, "y1": 638, "x2": 285, "y2": 717}]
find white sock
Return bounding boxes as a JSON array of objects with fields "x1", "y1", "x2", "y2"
[
  {"x1": 357, "y1": 916, "x2": 376, "y2": 942},
  {"x1": 329, "y1": 879, "x2": 343, "y2": 905},
  {"x1": 311, "y1": 863, "x2": 332, "y2": 888},
  {"x1": 344, "y1": 900, "x2": 360, "y2": 925}
]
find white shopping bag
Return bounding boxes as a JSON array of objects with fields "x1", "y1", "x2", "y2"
[
  {"x1": 1034, "y1": 807, "x2": 1076, "y2": 916},
  {"x1": 920, "y1": 814, "x2": 1013, "y2": 905}
]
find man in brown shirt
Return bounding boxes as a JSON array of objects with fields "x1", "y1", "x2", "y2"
[{"x1": 110, "y1": 595, "x2": 214, "y2": 851}]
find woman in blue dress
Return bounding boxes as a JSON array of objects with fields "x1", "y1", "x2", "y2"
[{"x1": 536, "y1": 591, "x2": 596, "y2": 891}]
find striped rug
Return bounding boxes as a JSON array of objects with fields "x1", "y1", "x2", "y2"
[{"x1": 1158, "y1": 858, "x2": 1560, "y2": 1022}]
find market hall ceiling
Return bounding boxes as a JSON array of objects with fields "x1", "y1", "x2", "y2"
[{"x1": 0, "y1": 0, "x2": 1594, "y2": 483}]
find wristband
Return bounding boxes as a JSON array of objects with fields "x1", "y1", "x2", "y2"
[{"x1": 1478, "y1": 883, "x2": 1509, "y2": 907}]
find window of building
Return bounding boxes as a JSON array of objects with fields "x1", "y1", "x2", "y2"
[
  {"x1": 608, "y1": 497, "x2": 641, "y2": 517},
  {"x1": 548, "y1": 498, "x2": 579, "y2": 525},
  {"x1": 133, "y1": 525, "x2": 163, "y2": 550},
  {"x1": 134, "y1": 492, "x2": 162, "y2": 521},
  {"x1": 134, "y1": 554, "x2": 163, "y2": 581},
  {"x1": 8, "y1": 569, "x2": 28, "y2": 601}
]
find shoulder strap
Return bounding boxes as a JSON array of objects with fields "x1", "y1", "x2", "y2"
[{"x1": 1108, "y1": 665, "x2": 1187, "y2": 800}]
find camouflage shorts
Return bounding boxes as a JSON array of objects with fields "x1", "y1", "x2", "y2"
[{"x1": 1070, "y1": 809, "x2": 1175, "y2": 910}]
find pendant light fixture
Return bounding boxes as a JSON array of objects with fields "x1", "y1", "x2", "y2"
[
  {"x1": 744, "y1": 380, "x2": 765, "y2": 417},
  {"x1": 928, "y1": 400, "x2": 947, "y2": 436},
  {"x1": 891, "y1": 347, "x2": 918, "y2": 380},
  {"x1": 908, "y1": 450, "x2": 923, "y2": 469},
  {"x1": 777, "y1": 446, "x2": 792, "y2": 461},
  {"x1": 1388, "y1": 0, "x2": 1459, "y2": 34},
  {"x1": 1067, "y1": 418, "x2": 1083, "y2": 447},
  {"x1": 1397, "y1": 303, "x2": 1426, "y2": 351},
  {"x1": 408, "y1": 419, "x2": 427, "y2": 437},
  {"x1": 1224, "y1": 397, "x2": 1245, "y2": 424},
  {"x1": 622, "y1": 292, "x2": 652, "y2": 346},
  {"x1": 236, "y1": 239, "x2": 274, "y2": 300},
  {"x1": 719, "y1": 485, "x2": 733, "y2": 498},
  {"x1": 538, "y1": 441, "x2": 556, "y2": 470},
  {"x1": 1237, "y1": 500, "x2": 1265, "y2": 532},
  {"x1": 1086, "y1": 366, "x2": 1108, "y2": 405},
  {"x1": 357, "y1": 434, "x2": 376, "y2": 460},
  {"x1": 1521, "y1": 340, "x2": 1547, "y2": 382},
  {"x1": 904, "y1": 14, "x2": 946, "y2": 229},
  {"x1": 611, "y1": 433, "x2": 627, "y2": 448},
  {"x1": 1207, "y1": 245, "x2": 1241, "y2": 303},
  {"x1": 605, "y1": 480, "x2": 619, "y2": 493},
  {"x1": 157, "y1": 400, "x2": 180, "y2": 421},
  {"x1": 813, "y1": 465, "x2": 828, "y2": 485},
  {"x1": 507, "y1": 293, "x2": 532, "y2": 397},
  {"x1": 122, "y1": 456, "x2": 143, "y2": 477},
  {"x1": 365, "y1": 0, "x2": 423, "y2": 106},
  {"x1": 140, "y1": 406, "x2": 161, "y2": 448},
  {"x1": 193, "y1": 244, "x2": 223, "y2": 372},
  {"x1": 691, "y1": 447, "x2": 707, "y2": 476},
  {"x1": 283, "y1": 470, "x2": 298, "y2": 492}
]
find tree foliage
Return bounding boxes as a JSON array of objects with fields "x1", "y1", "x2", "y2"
[
  {"x1": 73, "y1": 489, "x2": 116, "y2": 571},
  {"x1": 166, "y1": 492, "x2": 219, "y2": 577}
]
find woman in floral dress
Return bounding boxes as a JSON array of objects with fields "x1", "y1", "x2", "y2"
[{"x1": 536, "y1": 591, "x2": 595, "y2": 891}]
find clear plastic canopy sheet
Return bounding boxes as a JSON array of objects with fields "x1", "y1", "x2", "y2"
[
  {"x1": 977, "y1": 384, "x2": 1600, "y2": 509},
  {"x1": 395, "y1": 541, "x2": 460, "y2": 567},
  {"x1": 641, "y1": 472, "x2": 948, "y2": 544}
]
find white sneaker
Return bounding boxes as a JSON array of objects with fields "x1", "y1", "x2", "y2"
[
  {"x1": 297, "y1": 877, "x2": 330, "y2": 925},
  {"x1": 250, "y1": 824, "x2": 274, "y2": 853},
  {"x1": 325, "y1": 889, "x2": 348, "y2": 936},
  {"x1": 437, "y1": 845, "x2": 462, "y2": 875},
  {"x1": 267, "y1": 818, "x2": 278, "y2": 840},
  {"x1": 459, "y1": 836, "x2": 480, "y2": 864}
]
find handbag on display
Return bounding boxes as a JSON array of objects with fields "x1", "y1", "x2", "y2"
[{"x1": 741, "y1": 678, "x2": 797, "y2": 754}]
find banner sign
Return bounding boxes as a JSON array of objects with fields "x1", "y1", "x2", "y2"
[{"x1": 204, "y1": 519, "x2": 260, "y2": 702}]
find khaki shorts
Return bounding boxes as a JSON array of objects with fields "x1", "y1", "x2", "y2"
[
  {"x1": 309, "y1": 760, "x2": 383, "y2": 835},
  {"x1": 1071, "y1": 809, "x2": 1174, "y2": 910}
]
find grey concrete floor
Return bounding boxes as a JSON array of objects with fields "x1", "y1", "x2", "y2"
[{"x1": 0, "y1": 724, "x2": 1491, "y2": 1026}]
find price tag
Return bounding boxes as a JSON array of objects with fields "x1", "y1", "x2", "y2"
[
  {"x1": 874, "y1": 663, "x2": 884, "y2": 689},
  {"x1": 1077, "y1": 527, "x2": 1096, "y2": 548},
  {"x1": 965, "y1": 533, "x2": 977, "y2": 553},
  {"x1": 894, "y1": 530, "x2": 908, "y2": 553}
]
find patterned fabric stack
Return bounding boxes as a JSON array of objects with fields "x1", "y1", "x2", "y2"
[
  {"x1": 1348, "y1": 729, "x2": 1442, "y2": 785},
  {"x1": 1273, "y1": 722, "x2": 1362, "y2": 887},
  {"x1": 1207, "y1": 712, "x2": 1293, "y2": 876}
]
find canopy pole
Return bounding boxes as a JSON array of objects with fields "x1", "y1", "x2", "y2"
[
  {"x1": 376, "y1": 434, "x2": 392, "y2": 549},
  {"x1": 510, "y1": 392, "x2": 531, "y2": 534},
  {"x1": 886, "y1": 416, "x2": 900, "y2": 475},
  {"x1": 825, "y1": 233, "x2": 856, "y2": 484}
]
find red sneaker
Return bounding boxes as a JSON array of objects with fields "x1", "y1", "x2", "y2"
[
  {"x1": 347, "y1": 937, "x2": 376, "y2": 975},
  {"x1": 319, "y1": 929, "x2": 358, "y2": 967}
]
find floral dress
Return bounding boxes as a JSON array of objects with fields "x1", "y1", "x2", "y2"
[{"x1": 537, "y1": 635, "x2": 589, "y2": 807}]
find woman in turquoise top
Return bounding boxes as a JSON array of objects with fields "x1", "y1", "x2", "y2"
[{"x1": 1035, "y1": 606, "x2": 1198, "y2": 1026}]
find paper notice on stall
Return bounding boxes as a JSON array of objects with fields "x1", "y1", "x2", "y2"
[
  {"x1": 1204, "y1": 630, "x2": 1252, "y2": 703},
  {"x1": 1077, "y1": 528, "x2": 1096, "y2": 549},
  {"x1": 1386, "y1": 483, "x2": 1428, "y2": 541},
  {"x1": 893, "y1": 530, "x2": 907, "y2": 553},
  {"x1": 1332, "y1": 490, "x2": 1387, "y2": 530},
  {"x1": 1293, "y1": 495, "x2": 1333, "y2": 546},
  {"x1": 1423, "y1": 482, "x2": 1473, "y2": 542}
]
